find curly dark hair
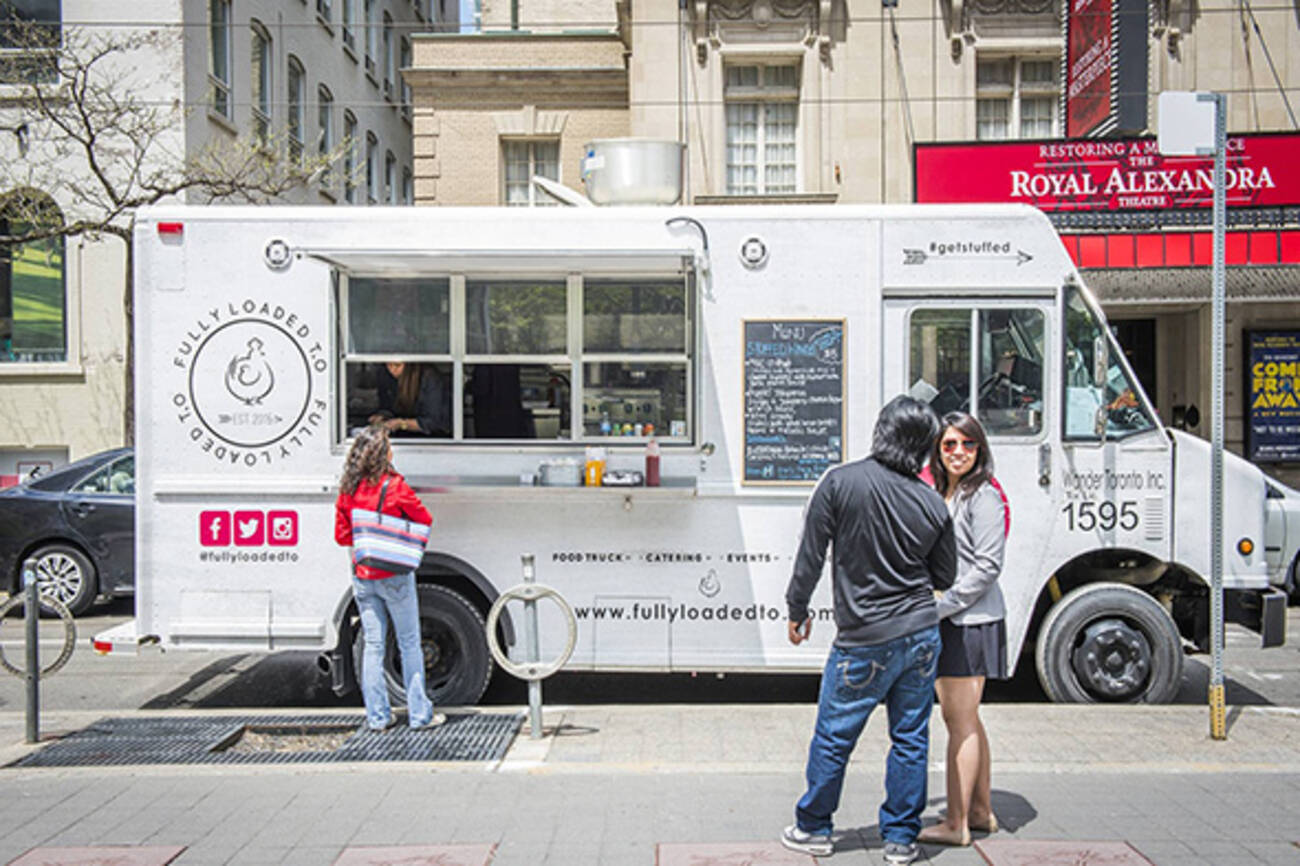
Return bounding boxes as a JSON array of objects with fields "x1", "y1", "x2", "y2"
[
  {"x1": 339, "y1": 425, "x2": 392, "y2": 495},
  {"x1": 928, "y1": 411, "x2": 994, "y2": 500}
]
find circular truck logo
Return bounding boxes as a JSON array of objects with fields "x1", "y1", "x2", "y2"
[
  {"x1": 172, "y1": 299, "x2": 327, "y2": 467},
  {"x1": 191, "y1": 320, "x2": 310, "y2": 448}
]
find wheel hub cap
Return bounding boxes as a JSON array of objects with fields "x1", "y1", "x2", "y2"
[
  {"x1": 1072, "y1": 617, "x2": 1151, "y2": 700},
  {"x1": 36, "y1": 553, "x2": 83, "y2": 604}
]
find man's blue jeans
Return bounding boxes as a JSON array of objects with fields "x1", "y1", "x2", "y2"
[
  {"x1": 352, "y1": 572, "x2": 434, "y2": 729},
  {"x1": 794, "y1": 625, "x2": 940, "y2": 844}
]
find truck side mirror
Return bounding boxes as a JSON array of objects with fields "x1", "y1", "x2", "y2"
[{"x1": 1092, "y1": 335, "x2": 1108, "y2": 389}]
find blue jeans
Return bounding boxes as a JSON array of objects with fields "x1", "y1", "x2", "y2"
[
  {"x1": 351, "y1": 572, "x2": 434, "y2": 729},
  {"x1": 795, "y1": 625, "x2": 940, "y2": 844}
]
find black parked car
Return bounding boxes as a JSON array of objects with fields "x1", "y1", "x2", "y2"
[{"x1": 0, "y1": 448, "x2": 134, "y2": 615}]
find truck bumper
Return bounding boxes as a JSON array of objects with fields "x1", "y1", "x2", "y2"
[{"x1": 1225, "y1": 588, "x2": 1288, "y2": 648}]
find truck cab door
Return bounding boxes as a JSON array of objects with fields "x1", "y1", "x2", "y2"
[
  {"x1": 882, "y1": 296, "x2": 1057, "y2": 657},
  {"x1": 1054, "y1": 284, "x2": 1174, "y2": 565}
]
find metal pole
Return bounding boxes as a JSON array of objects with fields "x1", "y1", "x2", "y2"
[
  {"x1": 522, "y1": 554, "x2": 543, "y2": 739},
  {"x1": 23, "y1": 558, "x2": 39, "y2": 744},
  {"x1": 1207, "y1": 92, "x2": 1228, "y2": 741}
]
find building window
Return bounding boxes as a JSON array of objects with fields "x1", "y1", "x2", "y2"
[
  {"x1": 402, "y1": 166, "x2": 413, "y2": 204},
  {"x1": 341, "y1": 0, "x2": 355, "y2": 49},
  {"x1": 976, "y1": 56, "x2": 1058, "y2": 140},
  {"x1": 384, "y1": 150, "x2": 396, "y2": 203},
  {"x1": 365, "y1": 132, "x2": 378, "y2": 203},
  {"x1": 339, "y1": 272, "x2": 694, "y2": 443},
  {"x1": 318, "y1": 85, "x2": 334, "y2": 187},
  {"x1": 208, "y1": 0, "x2": 232, "y2": 118},
  {"x1": 287, "y1": 56, "x2": 304, "y2": 162},
  {"x1": 399, "y1": 36, "x2": 412, "y2": 117},
  {"x1": 250, "y1": 21, "x2": 272, "y2": 147},
  {"x1": 0, "y1": 0, "x2": 61, "y2": 84},
  {"x1": 382, "y1": 12, "x2": 394, "y2": 99},
  {"x1": 343, "y1": 111, "x2": 358, "y2": 203},
  {"x1": 502, "y1": 140, "x2": 559, "y2": 207},
  {"x1": 316, "y1": 0, "x2": 331, "y2": 20},
  {"x1": 724, "y1": 63, "x2": 798, "y2": 196},
  {"x1": 364, "y1": 0, "x2": 377, "y2": 77},
  {"x1": 0, "y1": 191, "x2": 66, "y2": 364}
]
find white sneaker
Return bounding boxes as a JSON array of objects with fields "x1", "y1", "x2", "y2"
[
  {"x1": 883, "y1": 841, "x2": 919, "y2": 864},
  {"x1": 410, "y1": 712, "x2": 446, "y2": 730},
  {"x1": 781, "y1": 824, "x2": 833, "y2": 857}
]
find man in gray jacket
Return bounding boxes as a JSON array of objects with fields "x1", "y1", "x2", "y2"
[{"x1": 780, "y1": 395, "x2": 957, "y2": 865}]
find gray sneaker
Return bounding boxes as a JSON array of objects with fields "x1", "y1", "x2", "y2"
[
  {"x1": 883, "y1": 841, "x2": 918, "y2": 864},
  {"x1": 781, "y1": 824, "x2": 833, "y2": 857}
]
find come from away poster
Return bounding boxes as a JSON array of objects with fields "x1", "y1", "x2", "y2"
[{"x1": 1247, "y1": 330, "x2": 1300, "y2": 463}]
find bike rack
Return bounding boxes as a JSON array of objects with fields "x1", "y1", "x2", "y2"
[{"x1": 485, "y1": 554, "x2": 577, "y2": 739}]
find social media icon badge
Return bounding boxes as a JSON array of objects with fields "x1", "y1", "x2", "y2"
[
  {"x1": 267, "y1": 510, "x2": 299, "y2": 546},
  {"x1": 233, "y1": 510, "x2": 265, "y2": 546},
  {"x1": 199, "y1": 511, "x2": 231, "y2": 546}
]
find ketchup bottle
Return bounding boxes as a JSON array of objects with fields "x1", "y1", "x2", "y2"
[{"x1": 645, "y1": 437, "x2": 661, "y2": 487}]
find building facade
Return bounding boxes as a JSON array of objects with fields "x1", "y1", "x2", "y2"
[
  {"x1": 0, "y1": 0, "x2": 454, "y2": 481},
  {"x1": 408, "y1": 0, "x2": 1300, "y2": 486}
]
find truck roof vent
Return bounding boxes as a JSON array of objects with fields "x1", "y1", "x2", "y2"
[{"x1": 580, "y1": 138, "x2": 684, "y2": 206}]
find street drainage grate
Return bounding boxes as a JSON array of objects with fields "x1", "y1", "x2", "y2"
[{"x1": 9, "y1": 712, "x2": 523, "y2": 767}]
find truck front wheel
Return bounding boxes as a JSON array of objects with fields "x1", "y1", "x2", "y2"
[
  {"x1": 1035, "y1": 583, "x2": 1184, "y2": 703},
  {"x1": 351, "y1": 584, "x2": 494, "y2": 708}
]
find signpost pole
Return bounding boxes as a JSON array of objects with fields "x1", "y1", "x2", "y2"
[{"x1": 1207, "y1": 92, "x2": 1228, "y2": 741}]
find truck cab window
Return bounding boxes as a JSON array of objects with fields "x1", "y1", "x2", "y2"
[
  {"x1": 978, "y1": 309, "x2": 1044, "y2": 435},
  {"x1": 908, "y1": 305, "x2": 1044, "y2": 435},
  {"x1": 1064, "y1": 286, "x2": 1155, "y2": 439}
]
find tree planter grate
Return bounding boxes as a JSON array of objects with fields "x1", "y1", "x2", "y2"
[{"x1": 9, "y1": 712, "x2": 523, "y2": 767}]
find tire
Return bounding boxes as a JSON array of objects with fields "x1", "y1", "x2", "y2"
[
  {"x1": 1285, "y1": 554, "x2": 1300, "y2": 606},
  {"x1": 1035, "y1": 583, "x2": 1183, "y2": 704},
  {"x1": 29, "y1": 544, "x2": 97, "y2": 616},
  {"x1": 351, "y1": 584, "x2": 493, "y2": 708}
]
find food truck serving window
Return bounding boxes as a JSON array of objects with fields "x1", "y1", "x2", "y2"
[{"x1": 338, "y1": 269, "x2": 694, "y2": 444}]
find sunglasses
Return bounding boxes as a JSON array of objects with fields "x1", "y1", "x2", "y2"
[{"x1": 941, "y1": 438, "x2": 978, "y2": 453}]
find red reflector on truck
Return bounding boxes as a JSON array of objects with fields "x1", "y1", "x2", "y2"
[
  {"x1": 157, "y1": 222, "x2": 184, "y2": 236},
  {"x1": 92, "y1": 639, "x2": 113, "y2": 654}
]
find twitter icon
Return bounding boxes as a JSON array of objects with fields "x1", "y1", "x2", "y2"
[{"x1": 233, "y1": 510, "x2": 265, "y2": 546}]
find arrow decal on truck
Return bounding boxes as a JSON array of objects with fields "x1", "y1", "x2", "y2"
[{"x1": 902, "y1": 246, "x2": 1034, "y2": 266}]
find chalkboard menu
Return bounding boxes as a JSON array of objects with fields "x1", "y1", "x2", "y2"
[{"x1": 743, "y1": 319, "x2": 845, "y2": 484}]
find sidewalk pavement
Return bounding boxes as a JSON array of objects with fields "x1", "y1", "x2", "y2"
[{"x1": 1, "y1": 702, "x2": 1298, "y2": 865}]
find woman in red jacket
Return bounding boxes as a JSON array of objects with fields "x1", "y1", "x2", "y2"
[{"x1": 335, "y1": 425, "x2": 441, "y2": 730}]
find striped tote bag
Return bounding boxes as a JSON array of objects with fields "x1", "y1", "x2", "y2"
[{"x1": 350, "y1": 478, "x2": 432, "y2": 574}]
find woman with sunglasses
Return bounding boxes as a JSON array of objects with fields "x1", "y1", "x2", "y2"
[{"x1": 918, "y1": 412, "x2": 1007, "y2": 847}]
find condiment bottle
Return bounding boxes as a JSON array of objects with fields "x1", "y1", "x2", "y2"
[
  {"x1": 584, "y1": 446, "x2": 604, "y2": 487},
  {"x1": 645, "y1": 438, "x2": 661, "y2": 487}
]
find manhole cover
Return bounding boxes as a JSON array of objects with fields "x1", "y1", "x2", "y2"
[
  {"x1": 10, "y1": 713, "x2": 522, "y2": 767},
  {"x1": 975, "y1": 840, "x2": 1155, "y2": 865}
]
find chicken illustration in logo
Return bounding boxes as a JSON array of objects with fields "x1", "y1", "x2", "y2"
[{"x1": 224, "y1": 337, "x2": 276, "y2": 405}]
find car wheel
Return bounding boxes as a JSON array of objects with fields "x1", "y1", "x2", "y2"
[
  {"x1": 30, "y1": 544, "x2": 97, "y2": 616},
  {"x1": 1035, "y1": 583, "x2": 1183, "y2": 704},
  {"x1": 351, "y1": 584, "x2": 493, "y2": 708}
]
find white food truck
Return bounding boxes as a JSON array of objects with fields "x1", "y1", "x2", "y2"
[{"x1": 101, "y1": 202, "x2": 1296, "y2": 706}]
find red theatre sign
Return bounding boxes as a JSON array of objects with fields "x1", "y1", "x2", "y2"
[{"x1": 913, "y1": 134, "x2": 1300, "y2": 213}]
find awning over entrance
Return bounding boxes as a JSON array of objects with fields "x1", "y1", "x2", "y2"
[
  {"x1": 1082, "y1": 265, "x2": 1300, "y2": 304},
  {"x1": 302, "y1": 249, "x2": 694, "y2": 276}
]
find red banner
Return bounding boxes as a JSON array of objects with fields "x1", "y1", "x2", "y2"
[
  {"x1": 1066, "y1": 0, "x2": 1113, "y2": 137},
  {"x1": 914, "y1": 134, "x2": 1300, "y2": 212}
]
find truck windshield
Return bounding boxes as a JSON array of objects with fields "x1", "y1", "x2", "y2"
[{"x1": 1063, "y1": 285, "x2": 1156, "y2": 439}]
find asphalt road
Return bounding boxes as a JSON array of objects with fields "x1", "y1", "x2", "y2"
[{"x1": 1, "y1": 598, "x2": 1298, "y2": 714}]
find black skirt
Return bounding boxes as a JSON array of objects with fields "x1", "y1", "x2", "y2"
[{"x1": 937, "y1": 619, "x2": 1007, "y2": 679}]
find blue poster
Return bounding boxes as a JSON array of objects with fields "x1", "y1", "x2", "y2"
[{"x1": 1246, "y1": 330, "x2": 1300, "y2": 463}]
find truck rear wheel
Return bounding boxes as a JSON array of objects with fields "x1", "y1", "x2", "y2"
[
  {"x1": 1035, "y1": 583, "x2": 1183, "y2": 704},
  {"x1": 352, "y1": 584, "x2": 494, "y2": 708}
]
